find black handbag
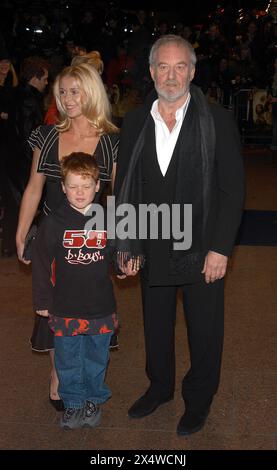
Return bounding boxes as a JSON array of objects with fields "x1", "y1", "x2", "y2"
[{"x1": 23, "y1": 224, "x2": 37, "y2": 261}]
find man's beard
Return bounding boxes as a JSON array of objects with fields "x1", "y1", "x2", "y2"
[{"x1": 155, "y1": 79, "x2": 190, "y2": 103}]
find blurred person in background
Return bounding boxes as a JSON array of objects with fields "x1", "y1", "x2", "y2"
[
  {"x1": 267, "y1": 56, "x2": 277, "y2": 157},
  {"x1": 16, "y1": 56, "x2": 50, "y2": 186},
  {"x1": 0, "y1": 48, "x2": 20, "y2": 256}
]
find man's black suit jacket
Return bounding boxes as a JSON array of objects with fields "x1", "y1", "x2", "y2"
[{"x1": 114, "y1": 93, "x2": 245, "y2": 280}]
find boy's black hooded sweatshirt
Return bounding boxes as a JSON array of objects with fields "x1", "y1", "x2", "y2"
[{"x1": 32, "y1": 199, "x2": 116, "y2": 319}]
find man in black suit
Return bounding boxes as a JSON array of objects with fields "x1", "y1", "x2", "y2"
[{"x1": 114, "y1": 35, "x2": 244, "y2": 436}]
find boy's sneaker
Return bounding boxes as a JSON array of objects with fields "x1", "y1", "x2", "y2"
[
  {"x1": 81, "y1": 401, "x2": 101, "y2": 428},
  {"x1": 109, "y1": 333, "x2": 119, "y2": 351},
  {"x1": 60, "y1": 407, "x2": 83, "y2": 430}
]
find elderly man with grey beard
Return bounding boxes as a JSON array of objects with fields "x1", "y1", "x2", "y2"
[{"x1": 114, "y1": 35, "x2": 244, "y2": 436}]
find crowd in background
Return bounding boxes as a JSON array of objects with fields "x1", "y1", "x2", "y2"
[
  {"x1": 1, "y1": 0, "x2": 277, "y2": 256},
  {"x1": 2, "y1": 3, "x2": 277, "y2": 104},
  {"x1": 2, "y1": 2, "x2": 277, "y2": 123}
]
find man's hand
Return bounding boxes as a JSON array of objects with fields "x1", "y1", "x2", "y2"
[
  {"x1": 202, "y1": 251, "x2": 228, "y2": 284},
  {"x1": 36, "y1": 310, "x2": 49, "y2": 317}
]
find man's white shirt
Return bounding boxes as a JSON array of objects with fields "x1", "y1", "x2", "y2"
[{"x1": 150, "y1": 93, "x2": 191, "y2": 176}]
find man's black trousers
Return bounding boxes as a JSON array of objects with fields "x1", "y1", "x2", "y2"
[{"x1": 141, "y1": 276, "x2": 224, "y2": 412}]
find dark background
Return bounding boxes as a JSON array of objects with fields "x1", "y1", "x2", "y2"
[
  {"x1": 118, "y1": 0, "x2": 269, "y2": 23},
  {"x1": 0, "y1": 1, "x2": 270, "y2": 30}
]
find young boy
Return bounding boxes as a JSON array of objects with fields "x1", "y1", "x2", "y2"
[{"x1": 32, "y1": 152, "x2": 119, "y2": 429}]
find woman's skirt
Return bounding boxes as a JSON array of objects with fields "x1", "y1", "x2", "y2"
[{"x1": 30, "y1": 315, "x2": 54, "y2": 352}]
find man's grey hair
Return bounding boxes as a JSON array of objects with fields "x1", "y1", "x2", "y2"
[{"x1": 149, "y1": 34, "x2": 197, "y2": 69}]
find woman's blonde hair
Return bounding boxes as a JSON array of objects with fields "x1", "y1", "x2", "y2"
[
  {"x1": 53, "y1": 63, "x2": 118, "y2": 134},
  {"x1": 71, "y1": 50, "x2": 104, "y2": 75}
]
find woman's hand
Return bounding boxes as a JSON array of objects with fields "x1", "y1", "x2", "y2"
[{"x1": 16, "y1": 237, "x2": 31, "y2": 265}]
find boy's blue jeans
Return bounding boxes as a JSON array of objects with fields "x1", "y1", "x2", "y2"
[{"x1": 54, "y1": 333, "x2": 112, "y2": 409}]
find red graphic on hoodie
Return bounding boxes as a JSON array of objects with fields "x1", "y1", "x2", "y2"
[
  {"x1": 63, "y1": 230, "x2": 107, "y2": 249},
  {"x1": 73, "y1": 319, "x2": 90, "y2": 334},
  {"x1": 48, "y1": 314, "x2": 117, "y2": 336},
  {"x1": 99, "y1": 324, "x2": 112, "y2": 334}
]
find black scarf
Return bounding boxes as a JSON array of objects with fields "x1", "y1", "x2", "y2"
[{"x1": 114, "y1": 84, "x2": 216, "y2": 272}]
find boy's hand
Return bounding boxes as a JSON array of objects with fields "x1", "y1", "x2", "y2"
[
  {"x1": 36, "y1": 310, "x2": 49, "y2": 317},
  {"x1": 117, "y1": 259, "x2": 139, "y2": 278}
]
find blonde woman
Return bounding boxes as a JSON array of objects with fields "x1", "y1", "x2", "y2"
[
  {"x1": 44, "y1": 50, "x2": 104, "y2": 125},
  {"x1": 16, "y1": 63, "x2": 119, "y2": 410}
]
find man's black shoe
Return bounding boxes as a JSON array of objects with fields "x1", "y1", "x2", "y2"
[
  {"x1": 128, "y1": 390, "x2": 174, "y2": 419},
  {"x1": 177, "y1": 407, "x2": 210, "y2": 436}
]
